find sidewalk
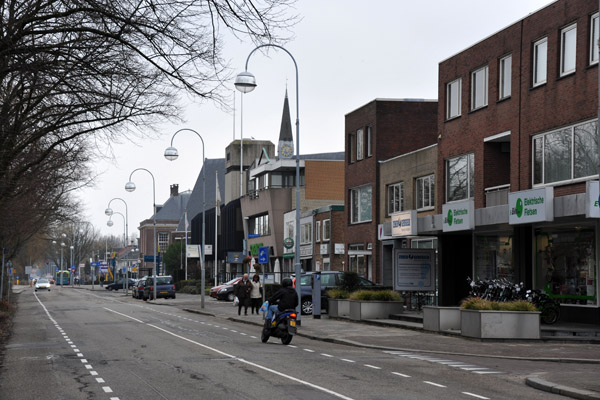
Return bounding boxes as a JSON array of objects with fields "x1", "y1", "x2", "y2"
[{"x1": 69, "y1": 286, "x2": 600, "y2": 400}]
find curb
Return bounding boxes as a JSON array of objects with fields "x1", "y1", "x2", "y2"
[{"x1": 526, "y1": 378, "x2": 600, "y2": 400}]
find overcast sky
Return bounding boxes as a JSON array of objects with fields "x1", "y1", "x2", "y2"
[{"x1": 79, "y1": 0, "x2": 555, "y2": 239}]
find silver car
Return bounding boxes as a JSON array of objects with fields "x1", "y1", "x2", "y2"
[{"x1": 35, "y1": 278, "x2": 51, "y2": 291}]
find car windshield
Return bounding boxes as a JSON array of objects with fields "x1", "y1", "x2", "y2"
[
  {"x1": 225, "y1": 278, "x2": 240, "y2": 285},
  {"x1": 156, "y1": 277, "x2": 173, "y2": 285},
  {"x1": 38, "y1": 279, "x2": 49, "y2": 283}
]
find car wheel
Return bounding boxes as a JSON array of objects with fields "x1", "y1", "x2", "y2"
[
  {"x1": 227, "y1": 293, "x2": 235, "y2": 302},
  {"x1": 301, "y1": 298, "x2": 313, "y2": 315},
  {"x1": 48, "y1": 289, "x2": 51, "y2": 291},
  {"x1": 172, "y1": 294, "x2": 176, "y2": 299},
  {"x1": 35, "y1": 289, "x2": 38, "y2": 292}
]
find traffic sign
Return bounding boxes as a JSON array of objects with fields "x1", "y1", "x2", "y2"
[
  {"x1": 143, "y1": 255, "x2": 161, "y2": 262},
  {"x1": 258, "y1": 246, "x2": 269, "y2": 264}
]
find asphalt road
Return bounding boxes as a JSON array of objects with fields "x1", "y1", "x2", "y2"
[{"x1": 0, "y1": 288, "x2": 566, "y2": 400}]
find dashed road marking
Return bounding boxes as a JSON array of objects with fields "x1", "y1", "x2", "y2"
[
  {"x1": 392, "y1": 372, "x2": 410, "y2": 378},
  {"x1": 385, "y1": 351, "x2": 503, "y2": 375},
  {"x1": 463, "y1": 392, "x2": 490, "y2": 399},
  {"x1": 341, "y1": 359, "x2": 355, "y2": 363},
  {"x1": 364, "y1": 364, "x2": 381, "y2": 370},
  {"x1": 424, "y1": 381, "x2": 446, "y2": 388},
  {"x1": 321, "y1": 353, "x2": 333, "y2": 357}
]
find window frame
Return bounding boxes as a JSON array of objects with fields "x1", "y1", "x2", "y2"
[
  {"x1": 366, "y1": 126, "x2": 372, "y2": 157},
  {"x1": 446, "y1": 153, "x2": 475, "y2": 202},
  {"x1": 322, "y1": 219, "x2": 331, "y2": 241},
  {"x1": 471, "y1": 65, "x2": 489, "y2": 110},
  {"x1": 349, "y1": 132, "x2": 356, "y2": 163},
  {"x1": 315, "y1": 220, "x2": 321, "y2": 243},
  {"x1": 356, "y1": 129, "x2": 364, "y2": 161},
  {"x1": 158, "y1": 232, "x2": 169, "y2": 251},
  {"x1": 416, "y1": 174, "x2": 435, "y2": 211},
  {"x1": 499, "y1": 54, "x2": 512, "y2": 100},
  {"x1": 560, "y1": 23, "x2": 577, "y2": 77},
  {"x1": 350, "y1": 185, "x2": 373, "y2": 224},
  {"x1": 387, "y1": 182, "x2": 404, "y2": 215},
  {"x1": 533, "y1": 37, "x2": 548, "y2": 87},
  {"x1": 300, "y1": 222, "x2": 312, "y2": 245},
  {"x1": 591, "y1": 13, "x2": 599, "y2": 65},
  {"x1": 446, "y1": 78, "x2": 462, "y2": 119}
]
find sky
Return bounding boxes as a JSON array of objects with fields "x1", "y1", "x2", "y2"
[{"x1": 79, "y1": 0, "x2": 555, "y2": 239}]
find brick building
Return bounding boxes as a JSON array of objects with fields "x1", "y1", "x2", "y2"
[
  {"x1": 437, "y1": 0, "x2": 599, "y2": 323},
  {"x1": 345, "y1": 99, "x2": 438, "y2": 283},
  {"x1": 312, "y1": 205, "x2": 345, "y2": 272}
]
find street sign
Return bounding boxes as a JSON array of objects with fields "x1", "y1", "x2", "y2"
[
  {"x1": 143, "y1": 255, "x2": 161, "y2": 262},
  {"x1": 258, "y1": 246, "x2": 269, "y2": 264}
]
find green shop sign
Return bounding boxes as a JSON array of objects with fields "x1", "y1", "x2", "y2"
[
  {"x1": 442, "y1": 200, "x2": 474, "y2": 232},
  {"x1": 249, "y1": 243, "x2": 264, "y2": 256},
  {"x1": 508, "y1": 187, "x2": 553, "y2": 225}
]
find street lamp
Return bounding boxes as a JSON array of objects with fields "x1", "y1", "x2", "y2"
[
  {"x1": 126, "y1": 168, "x2": 157, "y2": 301},
  {"x1": 164, "y1": 128, "x2": 206, "y2": 308},
  {"x1": 107, "y1": 211, "x2": 128, "y2": 295},
  {"x1": 235, "y1": 44, "x2": 302, "y2": 323},
  {"x1": 105, "y1": 198, "x2": 129, "y2": 247}
]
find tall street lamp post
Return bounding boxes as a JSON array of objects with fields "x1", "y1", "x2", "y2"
[
  {"x1": 165, "y1": 128, "x2": 206, "y2": 309},
  {"x1": 126, "y1": 168, "x2": 157, "y2": 301},
  {"x1": 107, "y1": 211, "x2": 128, "y2": 295},
  {"x1": 105, "y1": 198, "x2": 129, "y2": 247},
  {"x1": 235, "y1": 44, "x2": 302, "y2": 323}
]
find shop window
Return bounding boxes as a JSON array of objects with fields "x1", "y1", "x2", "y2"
[
  {"x1": 536, "y1": 228, "x2": 597, "y2": 305},
  {"x1": 533, "y1": 119, "x2": 598, "y2": 185},
  {"x1": 471, "y1": 65, "x2": 488, "y2": 110},
  {"x1": 474, "y1": 235, "x2": 514, "y2": 281},
  {"x1": 416, "y1": 174, "x2": 435, "y2": 211},
  {"x1": 560, "y1": 23, "x2": 577, "y2": 76},
  {"x1": 411, "y1": 238, "x2": 438, "y2": 249},
  {"x1": 350, "y1": 185, "x2": 372, "y2": 223},
  {"x1": 388, "y1": 182, "x2": 404, "y2": 215},
  {"x1": 499, "y1": 54, "x2": 512, "y2": 100},
  {"x1": 533, "y1": 37, "x2": 547, "y2": 86},
  {"x1": 591, "y1": 13, "x2": 599, "y2": 65},
  {"x1": 446, "y1": 153, "x2": 474, "y2": 202},
  {"x1": 446, "y1": 78, "x2": 461, "y2": 119}
]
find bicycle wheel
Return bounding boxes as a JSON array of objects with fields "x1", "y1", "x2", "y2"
[{"x1": 541, "y1": 305, "x2": 560, "y2": 324}]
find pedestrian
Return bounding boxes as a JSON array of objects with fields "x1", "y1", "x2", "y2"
[
  {"x1": 234, "y1": 273, "x2": 252, "y2": 315},
  {"x1": 100, "y1": 275, "x2": 104, "y2": 287},
  {"x1": 250, "y1": 275, "x2": 263, "y2": 315}
]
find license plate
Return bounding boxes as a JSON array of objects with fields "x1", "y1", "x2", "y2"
[
  {"x1": 160, "y1": 291, "x2": 168, "y2": 294},
  {"x1": 289, "y1": 320, "x2": 296, "y2": 327}
]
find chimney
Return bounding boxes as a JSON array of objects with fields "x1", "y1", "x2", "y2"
[{"x1": 170, "y1": 184, "x2": 179, "y2": 196}]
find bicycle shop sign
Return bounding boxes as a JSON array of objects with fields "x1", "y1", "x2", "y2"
[
  {"x1": 508, "y1": 187, "x2": 554, "y2": 224},
  {"x1": 442, "y1": 200, "x2": 474, "y2": 232}
]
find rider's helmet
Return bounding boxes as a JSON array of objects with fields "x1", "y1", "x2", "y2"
[{"x1": 282, "y1": 277, "x2": 293, "y2": 287}]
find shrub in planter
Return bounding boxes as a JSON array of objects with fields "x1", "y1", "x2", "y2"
[
  {"x1": 349, "y1": 290, "x2": 402, "y2": 301},
  {"x1": 339, "y1": 271, "x2": 361, "y2": 292},
  {"x1": 327, "y1": 289, "x2": 350, "y2": 299},
  {"x1": 460, "y1": 297, "x2": 538, "y2": 312}
]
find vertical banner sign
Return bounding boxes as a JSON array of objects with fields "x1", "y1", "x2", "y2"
[
  {"x1": 394, "y1": 249, "x2": 435, "y2": 291},
  {"x1": 442, "y1": 200, "x2": 474, "y2": 232},
  {"x1": 508, "y1": 187, "x2": 554, "y2": 224}
]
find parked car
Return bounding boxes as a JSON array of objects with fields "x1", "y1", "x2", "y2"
[
  {"x1": 105, "y1": 278, "x2": 136, "y2": 291},
  {"x1": 296, "y1": 271, "x2": 379, "y2": 315},
  {"x1": 35, "y1": 278, "x2": 51, "y2": 291},
  {"x1": 210, "y1": 277, "x2": 241, "y2": 301},
  {"x1": 143, "y1": 275, "x2": 176, "y2": 300},
  {"x1": 132, "y1": 278, "x2": 147, "y2": 299}
]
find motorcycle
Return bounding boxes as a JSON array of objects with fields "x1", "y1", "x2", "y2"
[
  {"x1": 261, "y1": 309, "x2": 297, "y2": 345},
  {"x1": 526, "y1": 289, "x2": 561, "y2": 324}
]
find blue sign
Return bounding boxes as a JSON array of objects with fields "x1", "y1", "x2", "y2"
[
  {"x1": 143, "y1": 255, "x2": 161, "y2": 262},
  {"x1": 258, "y1": 246, "x2": 269, "y2": 264},
  {"x1": 55, "y1": 267, "x2": 59, "y2": 272},
  {"x1": 91, "y1": 262, "x2": 100, "y2": 267}
]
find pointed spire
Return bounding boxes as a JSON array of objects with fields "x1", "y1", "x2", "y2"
[{"x1": 279, "y1": 89, "x2": 293, "y2": 143}]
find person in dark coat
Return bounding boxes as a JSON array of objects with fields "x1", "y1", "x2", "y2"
[
  {"x1": 234, "y1": 273, "x2": 252, "y2": 315},
  {"x1": 265, "y1": 277, "x2": 299, "y2": 322}
]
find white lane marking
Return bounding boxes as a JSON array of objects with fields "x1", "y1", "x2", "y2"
[
  {"x1": 90, "y1": 371, "x2": 98, "y2": 376},
  {"x1": 70, "y1": 345, "x2": 77, "y2": 348},
  {"x1": 303, "y1": 349, "x2": 315, "y2": 353},
  {"x1": 81, "y1": 359, "x2": 88, "y2": 363},
  {"x1": 143, "y1": 323, "x2": 355, "y2": 400},
  {"x1": 340, "y1": 359, "x2": 355, "y2": 363},
  {"x1": 473, "y1": 371, "x2": 502, "y2": 375},
  {"x1": 321, "y1": 353, "x2": 334, "y2": 358},
  {"x1": 110, "y1": 398, "x2": 120, "y2": 400},
  {"x1": 392, "y1": 372, "x2": 411, "y2": 378},
  {"x1": 96, "y1": 378, "x2": 105, "y2": 383},
  {"x1": 231, "y1": 330, "x2": 238, "y2": 333},
  {"x1": 287, "y1": 345, "x2": 297, "y2": 348},
  {"x1": 461, "y1": 367, "x2": 489, "y2": 371},
  {"x1": 463, "y1": 392, "x2": 490, "y2": 400},
  {"x1": 240, "y1": 333, "x2": 247, "y2": 336},
  {"x1": 103, "y1": 308, "x2": 145, "y2": 323},
  {"x1": 364, "y1": 364, "x2": 381, "y2": 370},
  {"x1": 77, "y1": 353, "x2": 84, "y2": 357},
  {"x1": 424, "y1": 381, "x2": 446, "y2": 388},
  {"x1": 250, "y1": 336, "x2": 257, "y2": 339},
  {"x1": 85, "y1": 365, "x2": 92, "y2": 370},
  {"x1": 102, "y1": 387, "x2": 113, "y2": 393}
]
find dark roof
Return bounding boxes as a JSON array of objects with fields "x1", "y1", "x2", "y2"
[
  {"x1": 152, "y1": 190, "x2": 191, "y2": 221},
  {"x1": 298, "y1": 152, "x2": 345, "y2": 161},
  {"x1": 176, "y1": 158, "x2": 226, "y2": 231}
]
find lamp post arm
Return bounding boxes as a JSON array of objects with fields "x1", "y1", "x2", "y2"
[{"x1": 108, "y1": 197, "x2": 129, "y2": 247}]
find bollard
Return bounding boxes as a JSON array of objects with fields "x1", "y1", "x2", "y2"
[{"x1": 312, "y1": 271, "x2": 321, "y2": 319}]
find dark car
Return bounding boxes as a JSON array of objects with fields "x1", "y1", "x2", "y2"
[
  {"x1": 132, "y1": 278, "x2": 147, "y2": 299},
  {"x1": 297, "y1": 271, "x2": 378, "y2": 315},
  {"x1": 105, "y1": 278, "x2": 136, "y2": 291},
  {"x1": 143, "y1": 275, "x2": 176, "y2": 300},
  {"x1": 210, "y1": 277, "x2": 242, "y2": 301}
]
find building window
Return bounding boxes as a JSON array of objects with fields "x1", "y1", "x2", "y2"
[
  {"x1": 591, "y1": 13, "x2": 599, "y2": 65},
  {"x1": 446, "y1": 153, "x2": 474, "y2": 202},
  {"x1": 158, "y1": 232, "x2": 169, "y2": 252},
  {"x1": 315, "y1": 221, "x2": 320, "y2": 243},
  {"x1": 323, "y1": 219, "x2": 331, "y2": 241},
  {"x1": 349, "y1": 133, "x2": 356, "y2": 163},
  {"x1": 499, "y1": 55, "x2": 512, "y2": 100},
  {"x1": 366, "y1": 126, "x2": 372, "y2": 157},
  {"x1": 446, "y1": 78, "x2": 461, "y2": 119},
  {"x1": 387, "y1": 182, "x2": 404, "y2": 215},
  {"x1": 356, "y1": 129, "x2": 364, "y2": 161},
  {"x1": 251, "y1": 214, "x2": 270, "y2": 236},
  {"x1": 533, "y1": 119, "x2": 598, "y2": 185},
  {"x1": 349, "y1": 244, "x2": 365, "y2": 276},
  {"x1": 285, "y1": 221, "x2": 294, "y2": 240},
  {"x1": 560, "y1": 23, "x2": 577, "y2": 76},
  {"x1": 533, "y1": 37, "x2": 548, "y2": 86},
  {"x1": 471, "y1": 65, "x2": 488, "y2": 110},
  {"x1": 350, "y1": 185, "x2": 372, "y2": 224},
  {"x1": 300, "y1": 222, "x2": 312, "y2": 245},
  {"x1": 416, "y1": 174, "x2": 435, "y2": 210}
]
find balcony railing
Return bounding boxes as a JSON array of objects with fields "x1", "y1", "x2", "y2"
[{"x1": 485, "y1": 184, "x2": 510, "y2": 207}]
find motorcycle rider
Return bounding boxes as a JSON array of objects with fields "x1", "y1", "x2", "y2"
[{"x1": 265, "y1": 277, "x2": 299, "y2": 323}]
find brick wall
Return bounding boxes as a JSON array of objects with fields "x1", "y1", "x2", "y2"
[{"x1": 305, "y1": 160, "x2": 344, "y2": 200}]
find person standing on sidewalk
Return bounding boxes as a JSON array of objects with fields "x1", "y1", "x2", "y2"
[
  {"x1": 234, "y1": 274, "x2": 252, "y2": 316},
  {"x1": 249, "y1": 275, "x2": 262, "y2": 315}
]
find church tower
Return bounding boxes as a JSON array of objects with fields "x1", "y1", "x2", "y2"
[{"x1": 278, "y1": 89, "x2": 294, "y2": 159}]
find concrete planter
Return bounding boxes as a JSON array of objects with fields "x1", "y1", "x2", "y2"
[
  {"x1": 460, "y1": 309, "x2": 541, "y2": 339},
  {"x1": 328, "y1": 299, "x2": 350, "y2": 318},
  {"x1": 349, "y1": 300, "x2": 404, "y2": 321},
  {"x1": 423, "y1": 306, "x2": 461, "y2": 332}
]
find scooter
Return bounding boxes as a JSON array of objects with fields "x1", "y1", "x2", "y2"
[{"x1": 261, "y1": 309, "x2": 297, "y2": 345}]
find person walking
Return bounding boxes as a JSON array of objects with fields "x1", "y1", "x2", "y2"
[
  {"x1": 250, "y1": 275, "x2": 263, "y2": 315},
  {"x1": 234, "y1": 273, "x2": 252, "y2": 316}
]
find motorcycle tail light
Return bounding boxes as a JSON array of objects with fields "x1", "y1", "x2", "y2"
[{"x1": 290, "y1": 313, "x2": 297, "y2": 318}]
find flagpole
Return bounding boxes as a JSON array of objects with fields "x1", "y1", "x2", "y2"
[{"x1": 215, "y1": 170, "x2": 219, "y2": 286}]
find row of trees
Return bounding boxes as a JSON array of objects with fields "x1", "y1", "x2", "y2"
[{"x1": 0, "y1": 0, "x2": 296, "y2": 293}]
